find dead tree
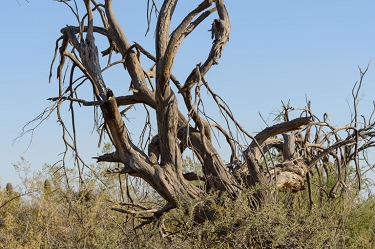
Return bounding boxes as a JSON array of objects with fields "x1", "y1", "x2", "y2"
[{"x1": 26, "y1": 0, "x2": 375, "y2": 223}]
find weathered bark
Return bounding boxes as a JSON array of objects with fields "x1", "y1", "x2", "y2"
[
  {"x1": 45, "y1": 0, "x2": 375, "y2": 226},
  {"x1": 103, "y1": 0, "x2": 237, "y2": 218},
  {"x1": 244, "y1": 117, "x2": 311, "y2": 187},
  {"x1": 101, "y1": 94, "x2": 208, "y2": 219},
  {"x1": 178, "y1": 126, "x2": 241, "y2": 198}
]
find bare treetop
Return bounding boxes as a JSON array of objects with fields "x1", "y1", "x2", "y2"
[{"x1": 22, "y1": 0, "x2": 375, "y2": 223}]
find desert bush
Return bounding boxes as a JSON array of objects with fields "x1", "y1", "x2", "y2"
[{"x1": 1, "y1": 155, "x2": 375, "y2": 248}]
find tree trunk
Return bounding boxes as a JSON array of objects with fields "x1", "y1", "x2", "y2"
[{"x1": 46, "y1": 0, "x2": 375, "y2": 225}]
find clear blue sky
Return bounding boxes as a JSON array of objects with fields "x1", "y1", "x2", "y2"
[{"x1": 1, "y1": 1, "x2": 375, "y2": 187}]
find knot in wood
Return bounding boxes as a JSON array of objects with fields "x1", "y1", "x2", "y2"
[
  {"x1": 106, "y1": 88, "x2": 114, "y2": 98},
  {"x1": 148, "y1": 135, "x2": 160, "y2": 165}
]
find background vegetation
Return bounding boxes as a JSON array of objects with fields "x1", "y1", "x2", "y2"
[{"x1": 1, "y1": 153, "x2": 374, "y2": 248}]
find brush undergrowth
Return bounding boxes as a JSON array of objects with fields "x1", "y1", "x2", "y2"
[{"x1": 1, "y1": 158, "x2": 374, "y2": 248}]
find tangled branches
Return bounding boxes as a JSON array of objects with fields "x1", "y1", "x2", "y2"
[{"x1": 21, "y1": 0, "x2": 375, "y2": 227}]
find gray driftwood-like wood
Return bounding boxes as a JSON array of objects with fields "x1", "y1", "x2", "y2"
[{"x1": 42, "y1": 0, "x2": 375, "y2": 223}]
